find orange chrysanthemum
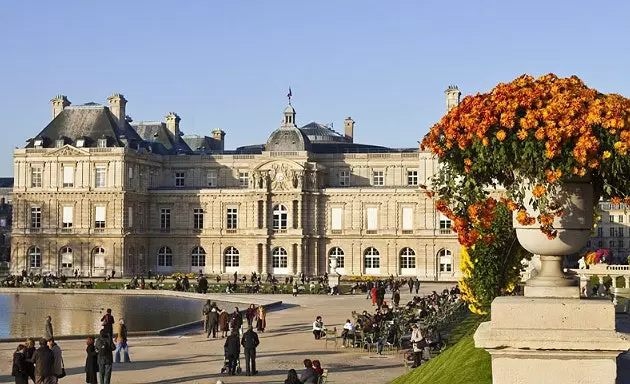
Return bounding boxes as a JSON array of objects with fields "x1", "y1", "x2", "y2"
[{"x1": 532, "y1": 185, "x2": 546, "y2": 198}]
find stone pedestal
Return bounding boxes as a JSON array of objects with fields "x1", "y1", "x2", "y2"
[{"x1": 475, "y1": 296, "x2": 630, "y2": 384}]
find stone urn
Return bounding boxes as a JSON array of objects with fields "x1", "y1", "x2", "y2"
[{"x1": 513, "y1": 179, "x2": 594, "y2": 298}]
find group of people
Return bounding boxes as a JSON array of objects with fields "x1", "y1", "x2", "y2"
[{"x1": 203, "y1": 301, "x2": 268, "y2": 340}]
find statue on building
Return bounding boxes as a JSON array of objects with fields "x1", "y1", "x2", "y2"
[
  {"x1": 309, "y1": 171, "x2": 317, "y2": 189},
  {"x1": 251, "y1": 172, "x2": 260, "y2": 189}
]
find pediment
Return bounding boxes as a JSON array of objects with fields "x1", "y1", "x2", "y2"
[
  {"x1": 254, "y1": 159, "x2": 304, "y2": 172},
  {"x1": 46, "y1": 145, "x2": 90, "y2": 157}
]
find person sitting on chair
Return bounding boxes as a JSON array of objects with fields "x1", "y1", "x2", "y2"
[{"x1": 312, "y1": 316, "x2": 326, "y2": 340}]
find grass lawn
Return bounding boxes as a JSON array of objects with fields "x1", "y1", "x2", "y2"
[{"x1": 389, "y1": 313, "x2": 492, "y2": 384}]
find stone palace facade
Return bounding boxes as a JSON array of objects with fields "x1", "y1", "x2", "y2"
[{"x1": 10, "y1": 90, "x2": 464, "y2": 280}]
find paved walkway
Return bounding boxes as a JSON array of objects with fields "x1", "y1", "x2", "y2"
[{"x1": 0, "y1": 283, "x2": 453, "y2": 384}]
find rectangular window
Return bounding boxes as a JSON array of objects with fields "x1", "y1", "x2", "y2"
[
  {"x1": 31, "y1": 167, "x2": 42, "y2": 188},
  {"x1": 372, "y1": 171, "x2": 384, "y2": 186},
  {"x1": 407, "y1": 170, "x2": 418, "y2": 186},
  {"x1": 175, "y1": 172, "x2": 185, "y2": 187},
  {"x1": 620, "y1": 228, "x2": 625, "y2": 237},
  {"x1": 30, "y1": 207, "x2": 41, "y2": 228},
  {"x1": 63, "y1": 166, "x2": 74, "y2": 187},
  {"x1": 610, "y1": 227, "x2": 615, "y2": 237},
  {"x1": 193, "y1": 208, "x2": 204, "y2": 230},
  {"x1": 339, "y1": 170, "x2": 350, "y2": 187},
  {"x1": 128, "y1": 167, "x2": 134, "y2": 179},
  {"x1": 95, "y1": 206, "x2": 106, "y2": 228},
  {"x1": 227, "y1": 208, "x2": 238, "y2": 229},
  {"x1": 97, "y1": 138, "x2": 107, "y2": 148},
  {"x1": 619, "y1": 240, "x2": 624, "y2": 248},
  {"x1": 367, "y1": 207, "x2": 378, "y2": 231},
  {"x1": 610, "y1": 240, "x2": 615, "y2": 248},
  {"x1": 331, "y1": 207, "x2": 343, "y2": 231},
  {"x1": 402, "y1": 207, "x2": 413, "y2": 231},
  {"x1": 95, "y1": 166, "x2": 106, "y2": 188},
  {"x1": 128, "y1": 206, "x2": 133, "y2": 228},
  {"x1": 620, "y1": 215, "x2": 624, "y2": 223},
  {"x1": 55, "y1": 139, "x2": 64, "y2": 148},
  {"x1": 239, "y1": 172, "x2": 249, "y2": 187},
  {"x1": 62, "y1": 206, "x2": 73, "y2": 228},
  {"x1": 160, "y1": 208, "x2": 171, "y2": 230},
  {"x1": 597, "y1": 227, "x2": 603, "y2": 237},
  {"x1": 439, "y1": 213, "x2": 452, "y2": 234},
  {"x1": 207, "y1": 170, "x2": 218, "y2": 187},
  {"x1": 610, "y1": 215, "x2": 614, "y2": 223}
]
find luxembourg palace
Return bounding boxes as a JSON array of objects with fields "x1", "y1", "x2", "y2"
[{"x1": 10, "y1": 89, "x2": 465, "y2": 280}]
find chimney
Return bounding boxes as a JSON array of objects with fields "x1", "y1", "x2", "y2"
[
  {"x1": 51, "y1": 95, "x2": 71, "y2": 119},
  {"x1": 445, "y1": 85, "x2": 461, "y2": 112},
  {"x1": 165, "y1": 112, "x2": 181, "y2": 136},
  {"x1": 107, "y1": 93, "x2": 128, "y2": 128},
  {"x1": 344, "y1": 117, "x2": 355, "y2": 143},
  {"x1": 212, "y1": 128, "x2": 226, "y2": 151}
]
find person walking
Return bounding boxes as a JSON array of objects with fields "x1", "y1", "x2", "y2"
[
  {"x1": 12, "y1": 344, "x2": 29, "y2": 384},
  {"x1": 230, "y1": 308, "x2": 243, "y2": 336},
  {"x1": 224, "y1": 331, "x2": 240, "y2": 375},
  {"x1": 407, "y1": 278, "x2": 414, "y2": 294},
  {"x1": 84, "y1": 337, "x2": 98, "y2": 384},
  {"x1": 219, "y1": 309, "x2": 229, "y2": 338},
  {"x1": 202, "y1": 300, "x2": 212, "y2": 334},
  {"x1": 23, "y1": 339, "x2": 36, "y2": 384},
  {"x1": 47, "y1": 338, "x2": 64, "y2": 382},
  {"x1": 44, "y1": 317, "x2": 53, "y2": 341},
  {"x1": 207, "y1": 306, "x2": 219, "y2": 339},
  {"x1": 240, "y1": 326, "x2": 259, "y2": 376},
  {"x1": 100, "y1": 309, "x2": 115, "y2": 343},
  {"x1": 255, "y1": 306, "x2": 266, "y2": 333},
  {"x1": 32, "y1": 339, "x2": 54, "y2": 384},
  {"x1": 115, "y1": 319, "x2": 130, "y2": 363},
  {"x1": 245, "y1": 304, "x2": 256, "y2": 327},
  {"x1": 95, "y1": 329, "x2": 115, "y2": 384},
  {"x1": 414, "y1": 278, "x2": 420, "y2": 295}
]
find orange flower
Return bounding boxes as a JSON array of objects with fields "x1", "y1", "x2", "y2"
[
  {"x1": 506, "y1": 200, "x2": 519, "y2": 211},
  {"x1": 611, "y1": 197, "x2": 622, "y2": 205},
  {"x1": 532, "y1": 185, "x2": 546, "y2": 198},
  {"x1": 534, "y1": 128, "x2": 545, "y2": 140},
  {"x1": 496, "y1": 130, "x2": 507, "y2": 142},
  {"x1": 537, "y1": 213, "x2": 555, "y2": 226},
  {"x1": 517, "y1": 129, "x2": 528, "y2": 140}
]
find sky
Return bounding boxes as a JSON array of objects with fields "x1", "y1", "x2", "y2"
[{"x1": 0, "y1": 1, "x2": 629, "y2": 176}]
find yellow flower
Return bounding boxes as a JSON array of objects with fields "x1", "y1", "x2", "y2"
[
  {"x1": 602, "y1": 150, "x2": 611, "y2": 159},
  {"x1": 496, "y1": 130, "x2": 507, "y2": 142}
]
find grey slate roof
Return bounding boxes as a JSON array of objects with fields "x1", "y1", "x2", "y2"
[
  {"x1": 26, "y1": 105, "x2": 144, "y2": 148},
  {"x1": 131, "y1": 122, "x2": 192, "y2": 155},
  {"x1": 0, "y1": 178, "x2": 13, "y2": 188},
  {"x1": 181, "y1": 135, "x2": 223, "y2": 153},
  {"x1": 299, "y1": 122, "x2": 349, "y2": 143}
]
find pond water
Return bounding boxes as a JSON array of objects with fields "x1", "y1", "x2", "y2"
[{"x1": 0, "y1": 293, "x2": 232, "y2": 339}]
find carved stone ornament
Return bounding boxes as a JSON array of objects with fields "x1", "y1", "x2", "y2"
[{"x1": 47, "y1": 146, "x2": 89, "y2": 157}]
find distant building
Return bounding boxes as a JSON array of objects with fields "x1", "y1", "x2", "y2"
[
  {"x1": 582, "y1": 201, "x2": 630, "y2": 263},
  {"x1": 0, "y1": 178, "x2": 13, "y2": 265}
]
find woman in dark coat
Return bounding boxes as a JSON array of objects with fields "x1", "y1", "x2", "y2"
[
  {"x1": 12, "y1": 344, "x2": 29, "y2": 384},
  {"x1": 219, "y1": 309, "x2": 230, "y2": 338},
  {"x1": 23, "y1": 339, "x2": 35, "y2": 383},
  {"x1": 85, "y1": 336, "x2": 98, "y2": 384}
]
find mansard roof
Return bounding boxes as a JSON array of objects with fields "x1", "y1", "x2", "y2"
[
  {"x1": 131, "y1": 122, "x2": 192, "y2": 155},
  {"x1": 26, "y1": 105, "x2": 143, "y2": 148},
  {"x1": 299, "y1": 122, "x2": 349, "y2": 143},
  {"x1": 182, "y1": 135, "x2": 223, "y2": 154}
]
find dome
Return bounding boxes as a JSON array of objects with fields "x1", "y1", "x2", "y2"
[
  {"x1": 266, "y1": 127, "x2": 311, "y2": 152},
  {"x1": 299, "y1": 122, "x2": 349, "y2": 143},
  {"x1": 284, "y1": 104, "x2": 296, "y2": 114}
]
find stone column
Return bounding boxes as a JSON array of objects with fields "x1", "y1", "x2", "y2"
[
  {"x1": 625, "y1": 276, "x2": 630, "y2": 288},
  {"x1": 261, "y1": 243, "x2": 269, "y2": 274},
  {"x1": 296, "y1": 243, "x2": 303, "y2": 275}
]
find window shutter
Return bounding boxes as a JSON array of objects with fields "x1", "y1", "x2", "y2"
[
  {"x1": 331, "y1": 207, "x2": 343, "y2": 230},
  {"x1": 95, "y1": 206, "x2": 106, "y2": 222},
  {"x1": 367, "y1": 207, "x2": 378, "y2": 230},
  {"x1": 63, "y1": 166, "x2": 74, "y2": 184},
  {"x1": 402, "y1": 207, "x2": 413, "y2": 230},
  {"x1": 62, "y1": 206, "x2": 73, "y2": 224}
]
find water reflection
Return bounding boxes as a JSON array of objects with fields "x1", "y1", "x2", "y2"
[{"x1": 0, "y1": 293, "x2": 225, "y2": 339}]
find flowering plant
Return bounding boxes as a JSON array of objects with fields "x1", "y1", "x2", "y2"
[{"x1": 422, "y1": 74, "x2": 630, "y2": 244}]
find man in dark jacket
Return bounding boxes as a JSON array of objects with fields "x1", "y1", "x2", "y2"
[
  {"x1": 241, "y1": 326, "x2": 260, "y2": 376},
  {"x1": 207, "y1": 306, "x2": 219, "y2": 338},
  {"x1": 224, "y1": 331, "x2": 240, "y2": 375},
  {"x1": 101, "y1": 309, "x2": 115, "y2": 341},
  {"x1": 32, "y1": 339, "x2": 54, "y2": 384},
  {"x1": 95, "y1": 329, "x2": 115, "y2": 384},
  {"x1": 44, "y1": 316, "x2": 53, "y2": 340}
]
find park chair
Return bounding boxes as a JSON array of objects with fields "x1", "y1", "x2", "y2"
[
  {"x1": 317, "y1": 369, "x2": 329, "y2": 384},
  {"x1": 325, "y1": 327, "x2": 338, "y2": 349},
  {"x1": 342, "y1": 329, "x2": 355, "y2": 348}
]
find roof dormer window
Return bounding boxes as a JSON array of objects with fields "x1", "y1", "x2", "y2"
[
  {"x1": 76, "y1": 139, "x2": 85, "y2": 148},
  {"x1": 34, "y1": 139, "x2": 43, "y2": 147},
  {"x1": 55, "y1": 139, "x2": 64, "y2": 148},
  {"x1": 97, "y1": 138, "x2": 107, "y2": 148}
]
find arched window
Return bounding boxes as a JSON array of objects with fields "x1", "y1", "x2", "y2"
[
  {"x1": 191, "y1": 246, "x2": 206, "y2": 267},
  {"x1": 273, "y1": 204, "x2": 288, "y2": 230},
  {"x1": 60, "y1": 247, "x2": 73, "y2": 268},
  {"x1": 439, "y1": 249, "x2": 452, "y2": 273},
  {"x1": 28, "y1": 247, "x2": 41, "y2": 268},
  {"x1": 158, "y1": 246, "x2": 173, "y2": 267},
  {"x1": 364, "y1": 247, "x2": 380, "y2": 274},
  {"x1": 224, "y1": 247, "x2": 239, "y2": 267},
  {"x1": 328, "y1": 247, "x2": 345, "y2": 269},
  {"x1": 400, "y1": 247, "x2": 416, "y2": 270},
  {"x1": 93, "y1": 247, "x2": 105, "y2": 269},
  {"x1": 272, "y1": 247, "x2": 288, "y2": 272}
]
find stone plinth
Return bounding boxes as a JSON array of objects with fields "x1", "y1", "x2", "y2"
[{"x1": 475, "y1": 296, "x2": 630, "y2": 384}]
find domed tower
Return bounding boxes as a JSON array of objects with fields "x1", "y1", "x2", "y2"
[
  {"x1": 445, "y1": 85, "x2": 461, "y2": 112},
  {"x1": 266, "y1": 103, "x2": 311, "y2": 152}
]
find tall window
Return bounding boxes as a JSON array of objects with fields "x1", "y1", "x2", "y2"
[
  {"x1": 239, "y1": 172, "x2": 249, "y2": 187},
  {"x1": 30, "y1": 207, "x2": 41, "y2": 228},
  {"x1": 364, "y1": 247, "x2": 380, "y2": 271},
  {"x1": 620, "y1": 215, "x2": 625, "y2": 223},
  {"x1": 402, "y1": 207, "x2": 413, "y2": 232},
  {"x1": 63, "y1": 166, "x2": 74, "y2": 187},
  {"x1": 29, "y1": 247, "x2": 41, "y2": 268},
  {"x1": 193, "y1": 208, "x2": 204, "y2": 230},
  {"x1": 207, "y1": 170, "x2": 218, "y2": 187},
  {"x1": 224, "y1": 246, "x2": 240, "y2": 267},
  {"x1": 439, "y1": 214, "x2": 452, "y2": 234},
  {"x1": 329, "y1": 247, "x2": 345, "y2": 269},
  {"x1": 191, "y1": 246, "x2": 206, "y2": 267},
  {"x1": 95, "y1": 206, "x2": 106, "y2": 228},
  {"x1": 400, "y1": 247, "x2": 416, "y2": 269},
  {"x1": 272, "y1": 247, "x2": 288, "y2": 269},
  {"x1": 175, "y1": 172, "x2": 185, "y2": 187},
  {"x1": 372, "y1": 171, "x2": 384, "y2": 186},
  {"x1": 439, "y1": 249, "x2": 453, "y2": 272},
  {"x1": 226, "y1": 208, "x2": 238, "y2": 229},
  {"x1": 597, "y1": 227, "x2": 603, "y2": 237},
  {"x1": 95, "y1": 166, "x2": 106, "y2": 188},
  {"x1": 339, "y1": 170, "x2": 350, "y2": 186},
  {"x1": 610, "y1": 228, "x2": 615, "y2": 237},
  {"x1": 407, "y1": 170, "x2": 418, "y2": 186},
  {"x1": 31, "y1": 167, "x2": 42, "y2": 188},
  {"x1": 60, "y1": 246, "x2": 73, "y2": 268},
  {"x1": 366, "y1": 207, "x2": 378, "y2": 232},
  {"x1": 62, "y1": 206, "x2": 73, "y2": 228},
  {"x1": 97, "y1": 138, "x2": 107, "y2": 148},
  {"x1": 93, "y1": 247, "x2": 105, "y2": 269},
  {"x1": 273, "y1": 204, "x2": 288, "y2": 230},
  {"x1": 331, "y1": 207, "x2": 343, "y2": 231},
  {"x1": 160, "y1": 208, "x2": 171, "y2": 230},
  {"x1": 620, "y1": 228, "x2": 625, "y2": 237},
  {"x1": 158, "y1": 246, "x2": 173, "y2": 267}
]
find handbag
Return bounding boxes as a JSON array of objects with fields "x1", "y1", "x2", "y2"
[{"x1": 57, "y1": 368, "x2": 66, "y2": 379}]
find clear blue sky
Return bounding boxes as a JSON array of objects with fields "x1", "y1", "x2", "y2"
[{"x1": 0, "y1": 1, "x2": 628, "y2": 176}]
